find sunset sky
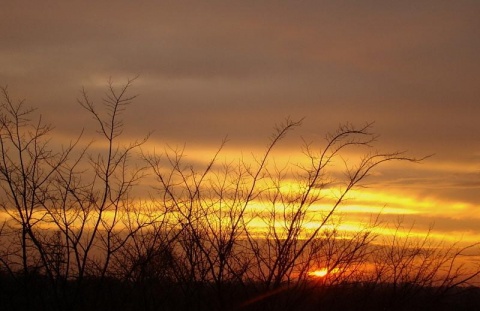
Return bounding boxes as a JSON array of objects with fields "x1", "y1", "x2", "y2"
[{"x1": 1, "y1": 1, "x2": 479, "y2": 243}]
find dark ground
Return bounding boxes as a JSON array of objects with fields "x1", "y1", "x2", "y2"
[{"x1": 1, "y1": 272, "x2": 479, "y2": 311}]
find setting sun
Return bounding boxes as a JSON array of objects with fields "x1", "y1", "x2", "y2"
[
  {"x1": 308, "y1": 268, "x2": 329, "y2": 278},
  {"x1": 308, "y1": 268, "x2": 341, "y2": 278}
]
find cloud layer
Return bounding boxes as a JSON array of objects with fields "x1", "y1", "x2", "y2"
[{"x1": 2, "y1": 1, "x2": 479, "y2": 237}]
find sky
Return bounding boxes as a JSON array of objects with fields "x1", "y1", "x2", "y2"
[{"x1": 1, "y1": 1, "x2": 480, "y2": 243}]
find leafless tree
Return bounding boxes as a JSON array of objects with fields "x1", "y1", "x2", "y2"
[
  {"x1": 243, "y1": 122, "x2": 423, "y2": 295},
  {"x1": 0, "y1": 86, "x2": 77, "y2": 277},
  {"x1": 0, "y1": 85, "x2": 82, "y2": 310},
  {"x1": 370, "y1": 218, "x2": 480, "y2": 309}
]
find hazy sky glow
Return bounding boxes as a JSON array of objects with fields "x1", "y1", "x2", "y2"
[{"x1": 1, "y1": 1, "x2": 479, "y2": 243}]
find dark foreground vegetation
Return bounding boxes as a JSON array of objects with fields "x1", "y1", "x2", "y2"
[
  {"x1": 1, "y1": 273, "x2": 480, "y2": 311},
  {"x1": 1, "y1": 79, "x2": 479, "y2": 310}
]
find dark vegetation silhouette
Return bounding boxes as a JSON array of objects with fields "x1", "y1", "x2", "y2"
[{"x1": 0, "y1": 79, "x2": 479, "y2": 310}]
